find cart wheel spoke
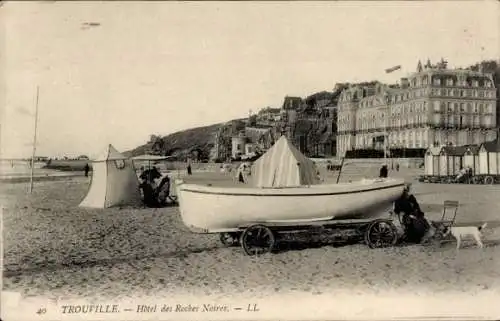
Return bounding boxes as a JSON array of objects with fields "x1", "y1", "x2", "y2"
[
  {"x1": 365, "y1": 220, "x2": 397, "y2": 249},
  {"x1": 241, "y1": 224, "x2": 275, "y2": 256}
]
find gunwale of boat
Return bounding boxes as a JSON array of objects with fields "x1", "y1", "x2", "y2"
[{"x1": 176, "y1": 179, "x2": 406, "y2": 197}]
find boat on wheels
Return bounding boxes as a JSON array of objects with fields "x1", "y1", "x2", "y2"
[{"x1": 176, "y1": 136, "x2": 427, "y2": 255}]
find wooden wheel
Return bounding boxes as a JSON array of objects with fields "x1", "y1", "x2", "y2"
[
  {"x1": 219, "y1": 233, "x2": 240, "y2": 247},
  {"x1": 365, "y1": 220, "x2": 398, "y2": 249},
  {"x1": 472, "y1": 176, "x2": 481, "y2": 184},
  {"x1": 240, "y1": 224, "x2": 275, "y2": 256},
  {"x1": 484, "y1": 176, "x2": 494, "y2": 185}
]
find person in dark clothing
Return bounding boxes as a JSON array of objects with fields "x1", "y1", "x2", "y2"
[
  {"x1": 140, "y1": 167, "x2": 162, "y2": 184},
  {"x1": 84, "y1": 163, "x2": 90, "y2": 177},
  {"x1": 187, "y1": 163, "x2": 192, "y2": 175},
  {"x1": 139, "y1": 179, "x2": 160, "y2": 208},
  {"x1": 379, "y1": 165, "x2": 388, "y2": 178},
  {"x1": 156, "y1": 175, "x2": 171, "y2": 206},
  {"x1": 238, "y1": 171, "x2": 245, "y2": 183},
  {"x1": 393, "y1": 185, "x2": 429, "y2": 243}
]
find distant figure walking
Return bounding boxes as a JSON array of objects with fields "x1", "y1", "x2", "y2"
[
  {"x1": 187, "y1": 163, "x2": 192, "y2": 175},
  {"x1": 238, "y1": 170, "x2": 245, "y2": 183},
  {"x1": 396, "y1": 163, "x2": 400, "y2": 172},
  {"x1": 379, "y1": 165, "x2": 388, "y2": 178},
  {"x1": 84, "y1": 163, "x2": 90, "y2": 177}
]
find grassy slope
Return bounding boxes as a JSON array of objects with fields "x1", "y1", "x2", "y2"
[{"x1": 124, "y1": 123, "x2": 224, "y2": 158}]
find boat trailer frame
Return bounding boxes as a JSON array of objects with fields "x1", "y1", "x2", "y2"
[
  {"x1": 219, "y1": 205, "x2": 458, "y2": 256},
  {"x1": 219, "y1": 216, "x2": 401, "y2": 256}
]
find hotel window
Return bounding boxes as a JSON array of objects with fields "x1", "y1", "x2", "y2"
[
  {"x1": 460, "y1": 103, "x2": 465, "y2": 112},
  {"x1": 446, "y1": 78, "x2": 454, "y2": 86},
  {"x1": 473, "y1": 90, "x2": 478, "y2": 97},
  {"x1": 473, "y1": 80, "x2": 479, "y2": 87},
  {"x1": 485, "y1": 81, "x2": 492, "y2": 88},
  {"x1": 451, "y1": 89, "x2": 456, "y2": 96},
  {"x1": 433, "y1": 78, "x2": 441, "y2": 86},
  {"x1": 461, "y1": 90, "x2": 466, "y2": 97}
]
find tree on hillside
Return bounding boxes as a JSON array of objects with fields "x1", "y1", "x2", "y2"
[{"x1": 248, "y1": 115, "x2": 257, "y2": 126}]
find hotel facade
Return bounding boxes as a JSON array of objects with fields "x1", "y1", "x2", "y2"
[{"x1": 336, "y1": 59, "x2": 498, "y2": 157}]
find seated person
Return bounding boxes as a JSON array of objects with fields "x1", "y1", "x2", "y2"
[
  {"x1": 139, "y1": 178, "x2": 160, "y2": 208},
  {"x1": 156, "y1": 175, "x2": 171, "y2": 206},
  {"x1": 140, "y1": 167, "x2": 162, "y2": 186},
  {"x1": 393, "y1": 185, "x2": 429, "y2": 243}
]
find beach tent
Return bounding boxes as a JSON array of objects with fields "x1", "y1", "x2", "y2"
[
  {"x1": 252, "y1": 135, "x2": 320, "y2": 188},
  {"x1": 79, "y1": 144, "x2": 142, "y2": 208},
  {"x1": 478, "y1": 140, "x2": 500, "y2": 176},
  {"x1": 424, "y1": 147, "x2": 441, "y2": 176}
]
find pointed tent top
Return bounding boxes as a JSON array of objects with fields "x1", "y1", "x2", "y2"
[
  {"x1": 252, "y1": 135, "x2": 320, "y2": 188},
  {"x1": 93, "y1": 144, "x2": 128, "y2": 162}
]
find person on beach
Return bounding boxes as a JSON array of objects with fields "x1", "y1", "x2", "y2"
[
  {"x1": 379, "y1": 165, "x2": 388, "y2": 178},
  {"x1": 237, "y1": 168, "x2": 245, "y2": 183},
  {"x1": 156, "y1": 175, "x2": 171, "y2": 206},
  {"x1": 84, "y1": 163, "x2": 90, "y2": 177},
  {"x1": 139, "y1": 178, "x2": 160, "y2": 208},
  {"x1": 187, "y1": 163, "x2": 192, "y2": 175},
  {"x1": 140, "y1": 166, "x2": 161, "y2": 185},
  {"x1": 393, "y1": 185, "x2": 429, "y2": 243}
]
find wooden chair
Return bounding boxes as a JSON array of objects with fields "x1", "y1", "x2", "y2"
[{"x1": 439, "y1": 200, "x2": 459, "y2": 228}]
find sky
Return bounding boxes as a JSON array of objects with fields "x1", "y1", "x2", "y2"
[{"x1": 1, "y1": 1, "x2": 498, "y2": 159}]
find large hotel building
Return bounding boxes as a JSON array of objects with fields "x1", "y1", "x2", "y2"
[{"x1": 336, "y1": 59, "x2": 498, "y2": 157}]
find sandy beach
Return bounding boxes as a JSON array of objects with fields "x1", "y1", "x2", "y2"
[{"x1": 2, "y1": 166, "x2": 500, "y2": 303}]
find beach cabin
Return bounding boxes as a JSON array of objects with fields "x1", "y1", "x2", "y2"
[
  {"x1": 462, "y1": 145, "x2": 480, "y2": 176},
  {"x1": 424, "y1": 147, "x2": 441, "y2": 176},
  {"x1": 438, "y1": 146, "x2": 466, "y2": 176},
  {"x1": 478, "y1": 140, "x2": 500, "y2": 176}
]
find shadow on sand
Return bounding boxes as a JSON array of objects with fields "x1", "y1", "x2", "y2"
[{"x1": 3, "y1": 245, "x2": 223, "y2": 278}]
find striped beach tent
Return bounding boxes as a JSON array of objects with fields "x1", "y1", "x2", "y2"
[{"x1": 252, "y1": 135, "x2": 320, "y2": 188}]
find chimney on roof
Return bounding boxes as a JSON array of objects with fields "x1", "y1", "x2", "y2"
[
  {"x1": 417, "y1": 60, "x2": 423, "y2": 72},
  {"x1": 400, "y1": 78, "x2": 410, "y2": 89}
]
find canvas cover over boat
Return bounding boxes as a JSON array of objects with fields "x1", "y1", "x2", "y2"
[
  {"x1": 251, "y1": 135, "x2": 319, "y2": 188},
  {"x1": 79, "y1": 144, "x2": 142, "y2": 208}
]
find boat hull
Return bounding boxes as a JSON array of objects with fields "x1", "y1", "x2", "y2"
[{"x1": 176, "y1": 178, "x2": 406, "y2": 233}]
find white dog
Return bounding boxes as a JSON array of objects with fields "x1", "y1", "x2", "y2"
[{"x1": 442, "y1": 223, "x2": 488, "y2": 250}]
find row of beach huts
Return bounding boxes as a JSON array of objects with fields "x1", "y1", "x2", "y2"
[{"x1": 422, "y1": 139, "x2": 500, "y2": 184}]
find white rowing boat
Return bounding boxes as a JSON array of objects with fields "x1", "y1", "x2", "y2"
[{"x1": 176, "y1": 177, "x2": 406, "y2": 233}]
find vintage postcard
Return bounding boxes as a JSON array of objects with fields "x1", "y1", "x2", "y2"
[{"x1": 1, "y1": 0, "x2": 500, "y2": 320}]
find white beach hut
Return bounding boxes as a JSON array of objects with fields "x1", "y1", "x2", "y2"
[
  {"x1": 438, "y1": 146, "x2": 465, "y2": 176},
  {"x1": 478, "y1": 140, "x2": 500, "y2": 177},
  {"x1": 462, "y1": 145, "x2": 480, "y2": 176},
  {"x1": 79, "y1": 144, "x2": 142, "y2": 208},
  {"x1": 424, "y1": 147, "x2": 441, "y2": 176}
]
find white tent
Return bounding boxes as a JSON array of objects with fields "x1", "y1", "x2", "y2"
[
  {"x1": 252, "y1": 135, "x2": 320, "y2": 188},
  {"x1": 79, "y1": 144, "x2": 142, "y2": 208}
]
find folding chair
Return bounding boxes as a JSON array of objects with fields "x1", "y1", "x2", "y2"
[{"x1": 439, "y1": 200, "x2": 459, "y2": 228}]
